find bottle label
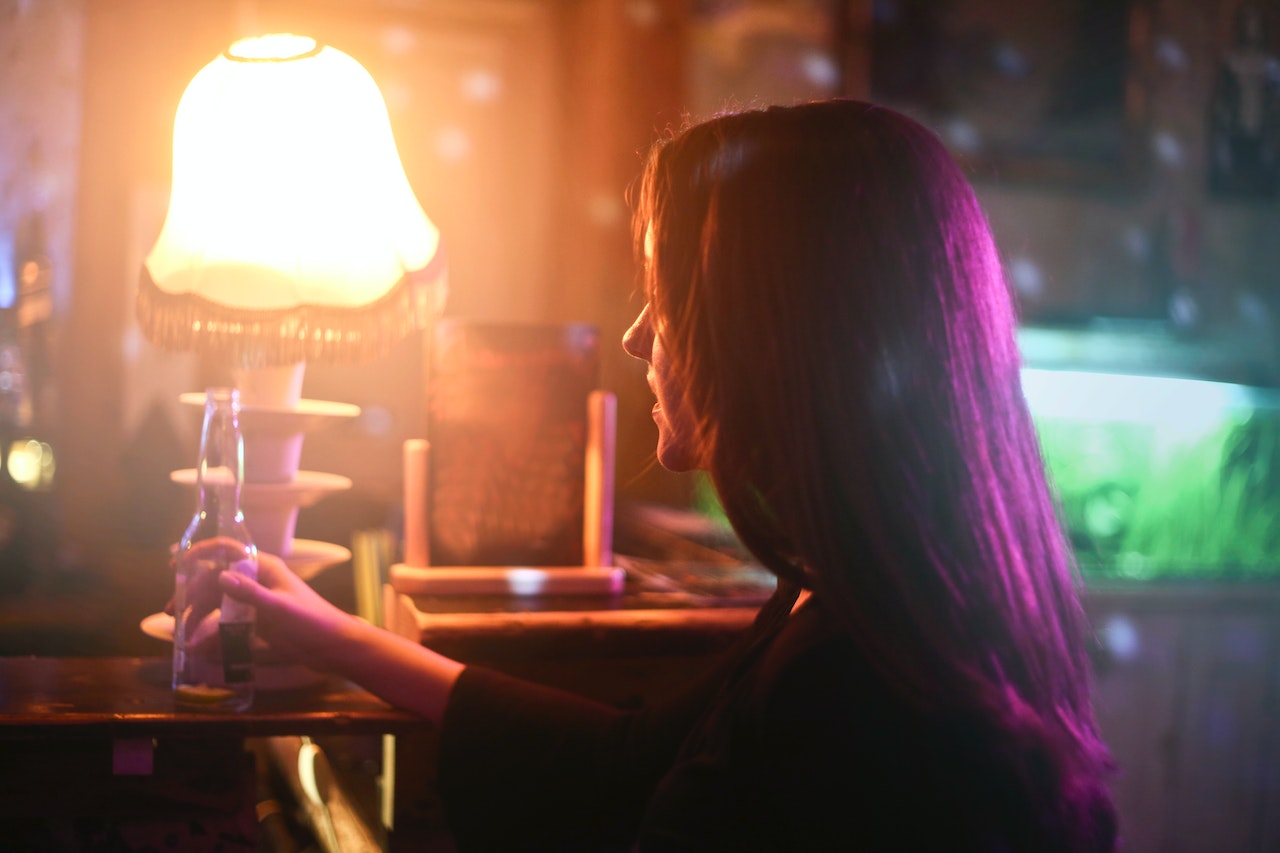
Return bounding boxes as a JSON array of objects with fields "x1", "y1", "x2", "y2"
[{"x1": 220, "y1": 622, "x2": 254, "y2": 684}]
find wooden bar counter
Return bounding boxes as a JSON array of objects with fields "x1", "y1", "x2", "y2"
[
  {"x1": 0, "y1": 656, "x2": 426, "y2": 849},
  {"x1": 383, "y1": 555, "x2": 775, "y2": 708},
  {"x1": 0, "y1": 656, "x2": 422, "y2": 741},
  {"x1": 0, "y1": 549, "x2": 776, "y2": 849}
]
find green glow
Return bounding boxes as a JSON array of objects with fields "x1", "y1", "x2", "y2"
[
  {"x1": 693, "y1": 472, "x2": 729, "y2": 527},
  {"x1": 1028, "y1": 368, "x2": 1280, "y2": 579},
  {"x1": 687, "y1": 368, "x2": 1280, "y2": 581}
]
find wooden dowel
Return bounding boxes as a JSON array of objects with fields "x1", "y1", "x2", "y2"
[
  {"x1": 402, "y1": 439, "x2": 430, "y2": 567},
  {"x1": 584, "y1": 390, "x2": 617, "y2": 567}
]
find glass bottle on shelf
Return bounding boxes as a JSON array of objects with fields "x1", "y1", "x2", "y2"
[
  {"x1": 14, "y1": 211, "x2": 54, "y2": 434},
  {"x1": 172, "y1": 387, "x2": 258, "y2": 711},
  {"x1": 0, "y1": 307, "x2": 34, "y2": 594},
  {"x1": 0, "y1": 211, "x2": 62, "y2": 594}
]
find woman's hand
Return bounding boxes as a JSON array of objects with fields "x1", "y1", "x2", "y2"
[
  {"x1": 214, "y1": 537, "x2": 465, "y2": 721},
  {"x1": 212, "y1": 541, "x2": 357, "y2": 674}
]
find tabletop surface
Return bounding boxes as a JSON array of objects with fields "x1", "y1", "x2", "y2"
[{"x1": 0, "y1": 656, "x2": 425, "y2": 740}]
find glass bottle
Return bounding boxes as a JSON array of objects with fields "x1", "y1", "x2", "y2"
[{"x1": 172, "y1": 387, "x2": 258, "y2": 711}]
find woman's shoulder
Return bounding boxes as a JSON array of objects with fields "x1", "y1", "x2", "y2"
[
  {"x1": 746, "y1": 599, "x2": 908, "y2": 742},
  {"x1": 744, "y1": 600, "x2": 1016, "y2": 795}
]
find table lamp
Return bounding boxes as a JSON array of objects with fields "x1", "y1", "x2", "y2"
[{"x1": 136, "y1": 33, "x2": 446, "y2": 560}]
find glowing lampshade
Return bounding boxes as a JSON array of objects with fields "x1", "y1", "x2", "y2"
[{"x1": 138, "y1": 33, "x2": 446, "y2": 373}]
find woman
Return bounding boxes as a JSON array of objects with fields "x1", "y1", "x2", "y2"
[{"x1": 218, "y1": 99, "x2": 1117, "y2": 850}]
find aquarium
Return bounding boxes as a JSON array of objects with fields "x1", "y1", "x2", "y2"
[
  {"x1": 1018, "y1": 321, "x2": 1280, "y2": 580},
  {"x1": 1026, "y1": 366, "x2": 1280, "y2": 580},
  {"x1": 682, "y1": 323, "x2": 1280, "y2": 581}
]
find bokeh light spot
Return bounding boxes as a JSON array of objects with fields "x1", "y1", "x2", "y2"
[
  {"x1": 1008, "y1": 256, "x2": 1044, "y2": 299},
  {"x1": 381, "y1": 26, "x2": 417, "y2": 56},
  {"x1": 461, "y1": 69, "x2": 502, "y2": 102},
  {"x1": 1152, "y1": 130, "x2": 1184, "y2": 168},
  {"x1": 1155, "y1": 37, "x2": 1187, "y2": 71},
  {"x1": 801, "y1": 52, "x2": 840, "y2": 89},
  {"x1": 945, "y1": 118, "x2": 981, "y2": 153},
  {"x1": 625, "y1": 0, "x2": 660, "y2": 28},
  {"x1": 360, "y1": 404, "x2": 394, "y2": 437},
  {"x1": 435, "y1": 126, "x2": 471, "y2": 162},
  {"x1": 1101, "y1": 614, "x2": 1139, "y2": 661},
  {"x1": 586, "y1": 193, "x2": 625, "y2": 228},
  {"x1": 1122, "y1": 225, "x2": 1150, "y2": 261}
]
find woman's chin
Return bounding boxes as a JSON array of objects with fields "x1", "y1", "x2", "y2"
[{"x1": 656, "y1": 440, "x2": 702, "y2": 473}]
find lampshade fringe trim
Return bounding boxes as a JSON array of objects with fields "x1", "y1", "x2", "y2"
[{"x1": 135, "y1": 249, "x2": 447, "y2": 368}]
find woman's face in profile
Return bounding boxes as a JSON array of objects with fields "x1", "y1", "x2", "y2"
[{"x1": 622, "y1": 303, "x2": 703, "y2": 472}]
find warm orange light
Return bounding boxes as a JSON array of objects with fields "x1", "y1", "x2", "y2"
[
  {"x1": 7, "y1": 439, "x2": 54, "y2": 490},
  {"x1": 19, "y1": 261, "x2": 40, "y2": 288},
  {"x1": 140, "y1": 33, "x2": 445, "y2": 367}
]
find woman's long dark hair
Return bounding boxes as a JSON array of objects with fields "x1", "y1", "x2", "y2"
[{"x1": 635, "y1": 100, "x2": 1115, "y2": 849}]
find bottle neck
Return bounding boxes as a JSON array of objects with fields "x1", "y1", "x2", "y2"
[{"x1": 196, "y1": 391, "x2": 245, "y2": 524}]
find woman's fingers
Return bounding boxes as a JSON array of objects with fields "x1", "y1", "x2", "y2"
[
  {"x1": 253, "y1": 551, "x2": 299, "y2": 589},
  {"x1": 217, "y1": 552, "x2": 305, "y2": 604},
  {"x1": 211, "y1": 546, "x2": 351, "y2": 674},
  {"x1": 217, "y1": 568, "x2": 261, "y2": 602}
]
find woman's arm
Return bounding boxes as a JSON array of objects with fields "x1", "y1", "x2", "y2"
[
  {"x1": 217, "y1": 542, "x2": 732, "y2": 848},
  {"x1": 216, "y1": 547, "x2": 463, "y2": 722}
]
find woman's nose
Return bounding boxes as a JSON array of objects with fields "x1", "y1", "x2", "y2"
[{"x1": 622, "y1": 305, "x2": 654, "y2": 360}]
